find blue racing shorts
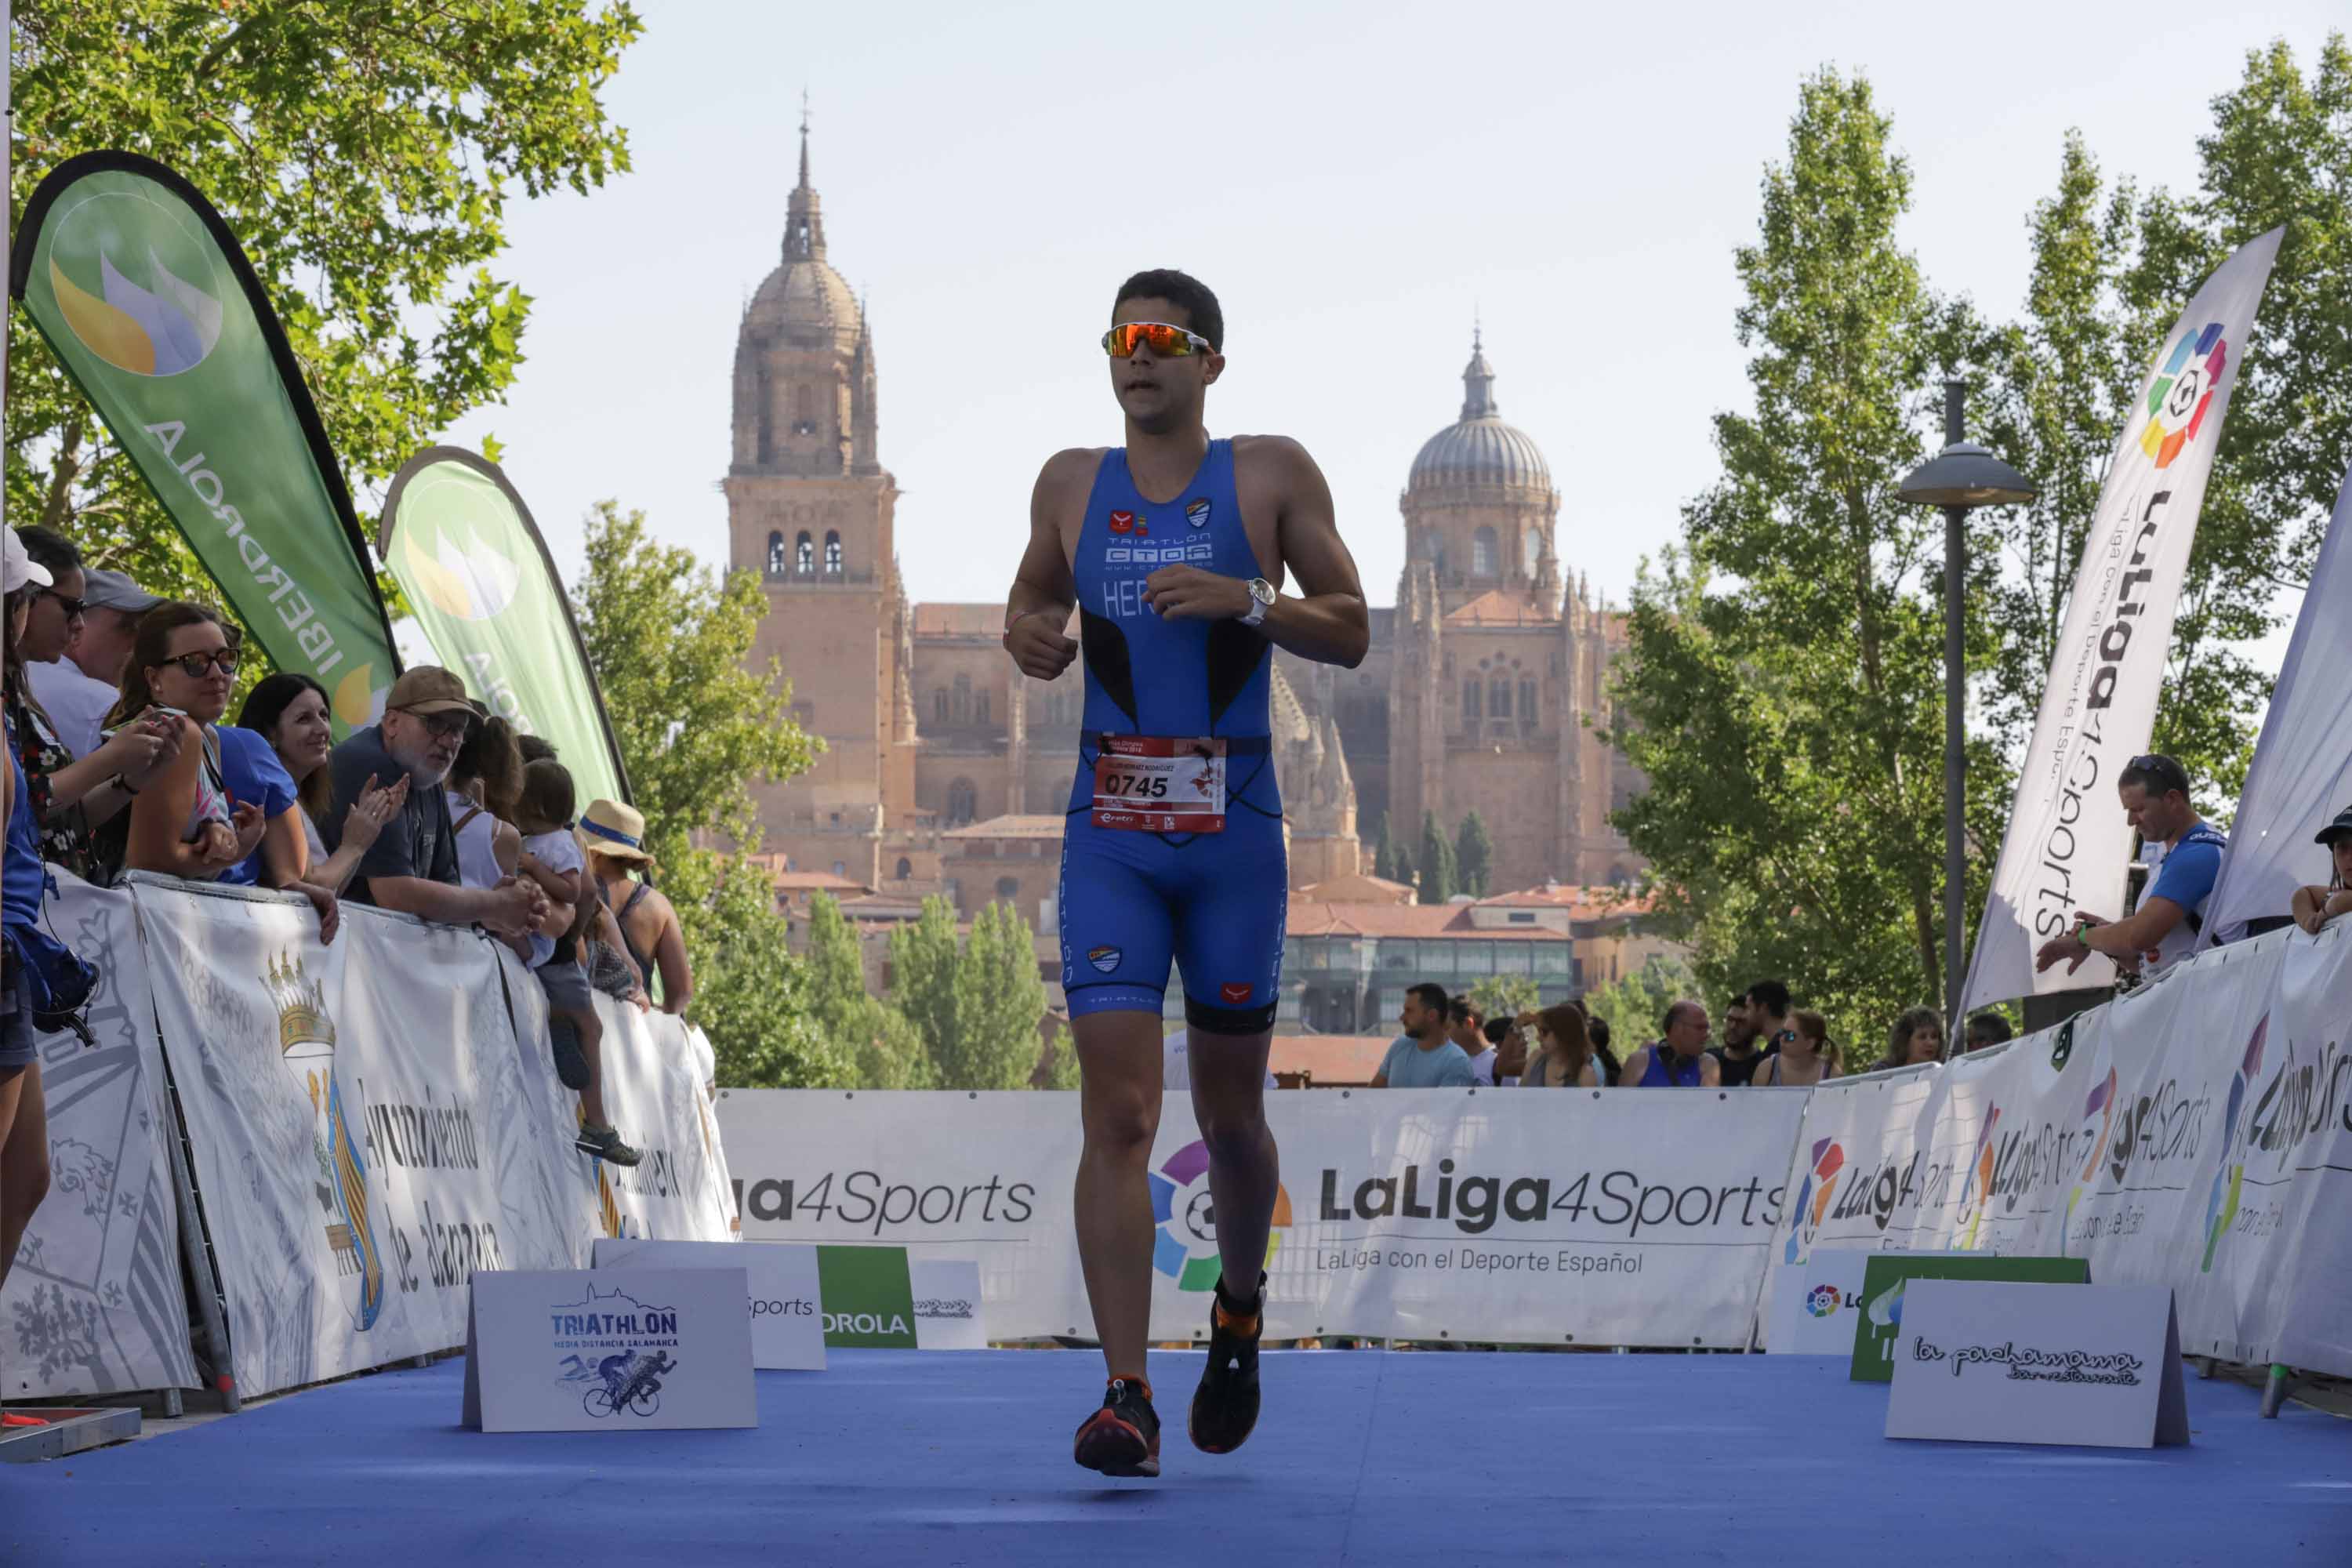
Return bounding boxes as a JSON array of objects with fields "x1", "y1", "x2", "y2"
[{"x1": 1057, "y1": 754, "x2": 1287, "y2": 1036}]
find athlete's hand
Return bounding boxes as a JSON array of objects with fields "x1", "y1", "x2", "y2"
[
  {"x1": 1142, "y1": 565, "x2": 1251, "y2": 621},
  {"x1": 1004, "y1": 611, "x2": 1077, "y2": 681}
]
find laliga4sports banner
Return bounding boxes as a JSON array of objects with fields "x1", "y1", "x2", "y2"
[
  {"x1": 1962, "y1": 227, "x2": 2284, "y2": 1012},
  {"x1": 379, "y1": 448, "x2": 631, "y2": 810},
  {"x1": 1771, "y1": 923, "x2": 2352, "y2": 1377},
  {"x1": 11, "y1": 152, "x2": 400, "y2": 732},
  {"x1": 719, "y1": 1087, "x2": 1810, "y2": 1348}
]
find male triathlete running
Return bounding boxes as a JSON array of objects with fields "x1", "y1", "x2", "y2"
[{"x1": 1003, "y1": 270, "x2": 1368, "y2": 1477}]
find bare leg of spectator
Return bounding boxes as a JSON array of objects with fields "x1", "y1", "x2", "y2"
[
  {"x1": 1189, "y1": 1028, "x2": 1277, "y2": 1298},
  {"x1": 0, "y1": 1063, "x2": 48, "y2": 1297},
  {"x1": 1072, "y1": 1012, "x2": 1164, "y2": 1381},
  {"x1": 576, "y1": 1010, "x2": 612, "y2": 1131}
]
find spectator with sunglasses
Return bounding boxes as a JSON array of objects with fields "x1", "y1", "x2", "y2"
[
  {"x1": 321, "y1": 666, "x2": 544, "y2": 939},
  {"x1": 106, "y1": 603, "x2": 265, "y2": 882},
  {"x1": 2036, "y1": 753, "x2": 2230, "y2": 984},
  {"x1": 25, "y1": 557, "x2": 161, "y2": 764}
]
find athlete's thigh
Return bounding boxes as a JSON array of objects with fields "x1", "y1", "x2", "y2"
[
  {"x1": 1058, "y1": 816, "x2": 1177, "y2": 1021},
  {"x1": 1168, "y1": 810, "x2": 1287, "y2": 1036}
]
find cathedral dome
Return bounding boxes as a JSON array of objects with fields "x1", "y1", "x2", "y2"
[
  {"x1": 742, "y1": 126, "x2": 860, "y2": 354},
  {"x1": 1407, "y1": 334, "x2": 1552, "y2": 493}
]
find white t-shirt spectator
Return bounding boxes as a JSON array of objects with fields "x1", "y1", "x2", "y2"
[
  {"x1": 1466, "y1": 1046, "x2": 1499, "y2": 1086},
  {"x1": 1162, "y1": 1033, "x2": 1276, "y2": 1090},
  {"x1": 522, "y1": 827, "x2": 584, "y2": 971},
  {"x1": 27, "y1": 659, "x2": 118, "y2": 761},
  {"x1": 445, "y1": 790, "x2": 505, "y2": 891}
]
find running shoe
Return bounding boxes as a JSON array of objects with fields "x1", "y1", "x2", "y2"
[
  {"x1": 575, "y1": 1123, "x2": 643, "y2": 1167},
  {"x1": 1189, "y1": 1272, "x2": 1264, "y2": 1454},
  {"x1": 1073, "y1": 1376, "x2": 1160, "y2": 1478}
]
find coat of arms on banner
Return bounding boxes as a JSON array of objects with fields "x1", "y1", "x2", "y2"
[{"x1": 269, "y1": 952, "x2": 384, "y2": 1330}]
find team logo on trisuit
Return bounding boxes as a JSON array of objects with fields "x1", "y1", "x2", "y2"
[
  {"x1": 1185, "y1": 497, "x2": 1212, "y2": 529},
  {"x1": 1219, "y1": 982, "x2": 1253, "y2": 1005},
  {"x1": 1088, "y1": 946, "x2": 1122, "y2": 974},
  {"x1": 1109, "y1": 511, "x2": 1134, "y2": 535}
]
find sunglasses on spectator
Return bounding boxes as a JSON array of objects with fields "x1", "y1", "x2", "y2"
[
  {"x1": 1101, "y1": 321, "x2": 1214, "y2": 358},
  {"x1": 399, "y1": 708, "x2": 476, "y2": 740},
  {"x1": 34, "y1": 586, "x2": 86, "y2": 619},
  {"x1": 161, "y1": 648, "x2": 239, "y2": 679}
]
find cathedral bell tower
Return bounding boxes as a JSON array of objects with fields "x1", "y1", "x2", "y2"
[{"x1": 724, "y1": 111, "x2": 918, "y2": 880}]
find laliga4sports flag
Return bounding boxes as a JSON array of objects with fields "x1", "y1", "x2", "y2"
[
  {"x1": 379, "y1": 448, "x2": 630, "y2": 811},
  {"x1": 11, "y1": 151, "x2": 400, "y2": 731},
  {"x1": 1962, "y1": 227, "x2": 2282, "y2": 1013}
]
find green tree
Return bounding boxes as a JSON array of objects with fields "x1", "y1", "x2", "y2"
[
  {"x1": 1369, "y1": 812, "x2": 1395, "y2": 882},
  {"x1": 577, "y1": 503, "x2": 833, "y2": 1086},
  {"x1": 886, "y1": 896, "x2": 960, "y2": 1072},
  {"x1": 1610, "y1": 70, "x2": 2004, "y2": 1049},
  {"x1": 796, "y1": 892, "x2": 927, "y2": 1089},
  {"x1": 938, "y1": 902, "x2": 1049, "y2": 1090},
  {"x1": 8, "y1": 2, "x2": 641, "y2": 616},
  {"x1": 1454, "y1": 811, "x2": 1494, "y2": 899},
  {"x1": 1417, "y1": 811, "x2": 1457, "y2": 905},
  {"x1": 1465, "y1": 974, "x2": 1538, "y2": 1023},
  {"x1": 1391, "y1": 840, "x2": 1416, "y2": 899},
  {"x1": 1580, "y1": 956, "x2": 1699, "y2": 1053}
]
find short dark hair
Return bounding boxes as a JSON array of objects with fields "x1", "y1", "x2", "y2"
[
  {"x1": 2119, "y1": 753, "x2": 2190, "y2": 801},
  {"x1": 516, "y1": 733, "x2": 558, "y2": 764},
  {"x1": 1406, "y1": 981, "x2": 1448, "y2": 1016},
  {"x1": 1114, "y1": 269, "x2": 1223, "y2": 351},
  {"x1": 1748, "y1": 978, "x2": 1791, "y2": 1018},
  {"x1": 16, "y1": 526, "x2": 82, "y2": 582},
  {"x1": 1966, "y1": 1011, "x2": 2013, "y2": 1046},
  {"x1": 1448, "y1": 996, "x2": 1482, "y2": 1025}
]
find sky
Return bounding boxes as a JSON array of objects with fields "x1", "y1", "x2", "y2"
[{"x1": 437, "y1": 0, "x2": 2343, "y2": 637}]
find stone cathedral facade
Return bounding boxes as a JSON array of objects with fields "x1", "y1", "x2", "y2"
[{"x1": 728, "y1": 131, "x2": 1638, "y2": 918}]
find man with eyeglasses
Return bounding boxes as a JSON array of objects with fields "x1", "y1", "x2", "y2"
[
  {"x1": 321, "y1": 666, "x2": 543, "y2": 938},
  {"x1": 2035, "y1": 753, "x2": 2231, "y2": 984},
  {"x1": 1003, "y1": 269, "x2": 1369, "y2": 1478}
]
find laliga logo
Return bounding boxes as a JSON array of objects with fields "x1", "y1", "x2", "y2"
[
  {"x1": 1784, "y1": 1137, "x2": 1845, "y2": 1265},
  {"x1": 2201, "y1": 1014, "x2": 2267, "y2": 1274},
  {"x1": 2062, "y1": 1068, "x2": 2119, "y2": 1254},
  {"x1": 49, "y1": 191, "x2": 226, "y2": 377},
  {"x1": 1150, "y1": 1138, "x2": 1290, "y2": 1290},
  {"x1": 2139, "y1": 323, "x2": 2228, "y2": 470},
  {"x1": 1954, "y1": 1105, "x2": 2002, "y2": 1250},
  {"x1": 1804, "y1": 1283, "x2": 1843, "y2": 1319}
]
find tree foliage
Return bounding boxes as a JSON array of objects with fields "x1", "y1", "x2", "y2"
[
  {"x1": 1580, "y1": 956, "x2": 1700, "y2": 1055},
  {"x1": 886, "y1": 896, "x2": 960, "y2": 1073},
  {"x1": 1610, "y1": 70, "x2": 2003, "y2": 1050},
  {"x1": 1454, "y1": 811, "x2": 1494, "y2": 899},
  {"x1": 1417, "y1": 811, "x2": 1457, "y2": 905},
  {"x1": 8, "y1": 1, "x2": 641, "y2": 619},
  {"x1": 1464, "y1": 974, "x2": 1537, "y2": 1023},
  {"x1": 577, "y1": 502, "x2": 834, "y2": 1086},
  {"x1": 938, "y1": 902, "x2": 1049, "y2": 1091}
]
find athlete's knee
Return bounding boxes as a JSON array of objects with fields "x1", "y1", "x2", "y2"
[
  {"x1": 1195, "y1": 1104, "x2": 1272, "y2": 1165},
  {"x1": 1082, "y1": 1082, "x2": 1161, "y2": 1161}
]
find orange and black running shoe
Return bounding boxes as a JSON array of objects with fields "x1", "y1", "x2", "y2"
[
  {"x1": 1073, "y1": 1376, "x2": 1160, "y2": 1477},
  {"x1": 1189, "y1": 1272, "x2": 1264, "y2": 1454}
]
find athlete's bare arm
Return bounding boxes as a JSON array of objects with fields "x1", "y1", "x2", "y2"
[
  {"x1": 1140, "y1": 435, "x2": 1369, "y2": 669},
  {"x1": 1003, "y1": 448, "x2": 1093, "y2": 681}
]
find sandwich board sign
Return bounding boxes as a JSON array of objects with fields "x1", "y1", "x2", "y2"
[
  {"x1": 1886, "y1": 1280, "x2": 2190, "y2": 1449},
  {"x1": 910, "y1": 1258, "x2": 989, "y2": 1350},
  {"x1": 1766, "y1": 1247, "x2": 1966, "y2": 1354},
  {"x1": 461, "y1": 1268, "x2": 756, "y2": 1432},
  {"x1": 816, "y1": 1245, "x2": 919, "y2": 1348},
  {"x1": 593, "y1": 1238, "x2": 826, "y2": 1371},
  {"x1": 1851, "y1": 1253, "x2": 2089, "y2": 1381}
]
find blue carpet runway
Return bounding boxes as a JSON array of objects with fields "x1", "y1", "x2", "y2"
[{"x1": 7, "y1": 1351, "x2": 2347, "y2": 1566}]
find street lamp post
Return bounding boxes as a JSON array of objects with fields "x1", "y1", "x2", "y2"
[{"x1": 1896, "y1": 379, "x2": 2037, "y2": 1048}]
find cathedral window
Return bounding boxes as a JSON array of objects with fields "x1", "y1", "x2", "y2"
[
  {"x1": 953, "y1": 675, "x2": 971, "y2": 724},
  {"x1": 823, "y1": 531, "x2": 844, "y2": 575},
  {"x1": 793, "y1": 383, "x2": 818, "y2": 437},
  {"x1": 796, "y1": 532, "x2": 815, "y2": 574},
  {"x1": 1520, "y1": 679, "x2": 1537, "y2": 720},
  {"x1": 976, "y1": 691, "x2": 990, "y2": 726},
  {"x1": 895, "y1": 857, "x2": 913, "y2": 880},
  {"x1": 934, "y1": 688, "x2": 949, "y2": 724},
  {"x1": 1462, "y1": 680, "x2": 1482, "y2": 721},
  {"x1": 1472, "y1": 526, "x2": 1500, "y2": 577},
  {"x1": 1523, "y1": 526, "x2": 1542, "y2": 575},
  {"x1": 1490, "y1": 677, "x2": 1512, "y2": 718},
  {"x1": 995, "y1": 877, "x2": 1021, "y2": 904},
  {"x1": 766, "y1": 531, "x2": 787, "y2": 576},
  {"x1": 947, "y1": 778, "x2": 978, "y2": 826}
]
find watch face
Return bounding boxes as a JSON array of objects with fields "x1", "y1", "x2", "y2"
[{"x1": 1251, "y1": 579, "x2": 1276, "y2": 606}]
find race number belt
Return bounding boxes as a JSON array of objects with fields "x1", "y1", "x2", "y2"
[{"x1": 1091, "y1": 735, "x2": 1226, "y2": 833}]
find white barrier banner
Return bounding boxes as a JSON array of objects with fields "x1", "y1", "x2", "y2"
[
  {"x1": 0, "y1": 873, "x2": 197, "y2": 1399},
  {"x1": 1772, "y1": 923, "x2": 2352, "y2": 1377},
  {"x1": 131, "y1": 879, "x2": 734, "y2": 1399},
  {"x1": 719, "y1": 1087, "x2": 1809, "y2": 1347}
]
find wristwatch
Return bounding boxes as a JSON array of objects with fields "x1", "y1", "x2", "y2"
[{"x1": 1239, "y1": 577, "x2": 1276, "y2": 628}]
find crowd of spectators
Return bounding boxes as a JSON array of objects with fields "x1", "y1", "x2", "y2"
[{"x1": 0, "y1": 529, "x2": 699, "y2": 1197}]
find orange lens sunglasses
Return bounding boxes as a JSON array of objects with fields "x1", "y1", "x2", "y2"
[{"x1": 1101, "y1": 321, "x2": 1214, "y2": 358}]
